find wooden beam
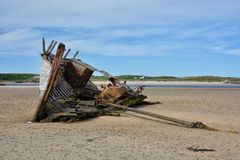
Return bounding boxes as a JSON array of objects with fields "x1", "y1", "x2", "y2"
[
  {"x1": 33, "y1": 43, "x2": 65, "y2": 122},
  {"x1": 63, "y1": 49, "x2": 71, "y2": 59},
  {"x1": 46, "y1": 40, "x2": 54, "y2": 53},
  {"x1": 99, "y1": 102, "x2": 217, "y2": 130},
  {"x1": 73, "y1": 51, "x2": 79, "y2": 59},
  {"x1": 42, "y1": 38, "x2": 46, "y2": 53},
  {"x1": 49, "y1": 41, "x2": 57, "y2": 54}
]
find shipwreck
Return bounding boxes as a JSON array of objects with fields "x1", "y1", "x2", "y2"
[{"x1": 33, "y1": 39, "x2": 216, "y2": 131}]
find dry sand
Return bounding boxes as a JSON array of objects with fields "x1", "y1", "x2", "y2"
[{"x1": 0, "y1": 87, "x2": 239, "y2": 160}]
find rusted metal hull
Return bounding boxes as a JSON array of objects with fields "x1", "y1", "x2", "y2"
[{"x1": 64, "y1": 61, "x2": 94, "y2": 88}]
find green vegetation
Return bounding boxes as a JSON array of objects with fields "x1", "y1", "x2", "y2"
[
  {"x1": 0, "y1": 73, "x2": 39, "y2": 83},
  {"x1": 91, "y1": 75, "x2": 240, "y2": 83},
  {"x1": 0, "y1": 73, "x2": 239, "y2": 84}
]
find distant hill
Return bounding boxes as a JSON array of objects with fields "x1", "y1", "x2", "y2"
[
  {"x1": 0, "y1": 73, "x2": 39, "y2": 83},
  {"x1": 91, "y1": 75, "x2": 240, "y2": 84},
  {"x1": 0, "y1": 73, "x2": 239, "y2": 84}
]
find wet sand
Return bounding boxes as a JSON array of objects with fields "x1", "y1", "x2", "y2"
[{"x1": 0, "y1": 87, "x2": 239, "y2": 160}]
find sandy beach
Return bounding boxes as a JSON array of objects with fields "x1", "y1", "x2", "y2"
[{"x1": 0, "y1": 86, "x2": 239, "y2": 160}]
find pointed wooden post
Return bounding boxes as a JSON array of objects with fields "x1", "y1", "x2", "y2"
[
  {"x1": 42, "y1": 38, "x2": 46, "y2": 53},
  {"x1": 63, "y1": 49, "x2": 71, "y2": 59},
  {"x1": 73, "y1": 51, "x2": 79, "y2": 59},
  {"x1": 47, "y1": 40, "x2": 54, "y2": 53},
  {"x1": 49, "y1": 41, "x2": 57, "y2": 54}
]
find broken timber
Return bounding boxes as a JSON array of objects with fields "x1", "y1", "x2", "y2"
[
  {"x1": 99, "y1": 102, "x2": 217, "y2": 130},
  {"x1": 33, "y1": 38, "x2": 217, "y2": 131}
]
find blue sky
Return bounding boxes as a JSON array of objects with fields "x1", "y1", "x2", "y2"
[{"x1": 0, "y1": 0, "x2": 239, "y2": 77}]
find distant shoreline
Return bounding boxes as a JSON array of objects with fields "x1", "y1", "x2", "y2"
[
  {"x1": 1, "y1": 80, "x2": 240, "y2": 85},
  {"x1": 1, "y1": 73, "x2": 240, "y2": 84},
  {"x1": 1, "y1": 81, "x2": 240, "y2": 89},
  {"x1": 93, "y1": 80, "x2": 227, "y2": 85}
]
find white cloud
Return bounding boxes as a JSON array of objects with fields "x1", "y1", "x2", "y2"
[
  {"x1": 0, "y1": 28, "x2": 41, "y2": 56},
  {"x1": 0, "y1": 0, "x2": 240, "y2": 27},
  {"x1": 0, "y1": 0, "x2": 240, "y2": 57}
]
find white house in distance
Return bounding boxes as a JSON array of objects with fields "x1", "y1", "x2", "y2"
[{"x1": 134, "y1": 76, "x2": 145, "y2": 80}]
